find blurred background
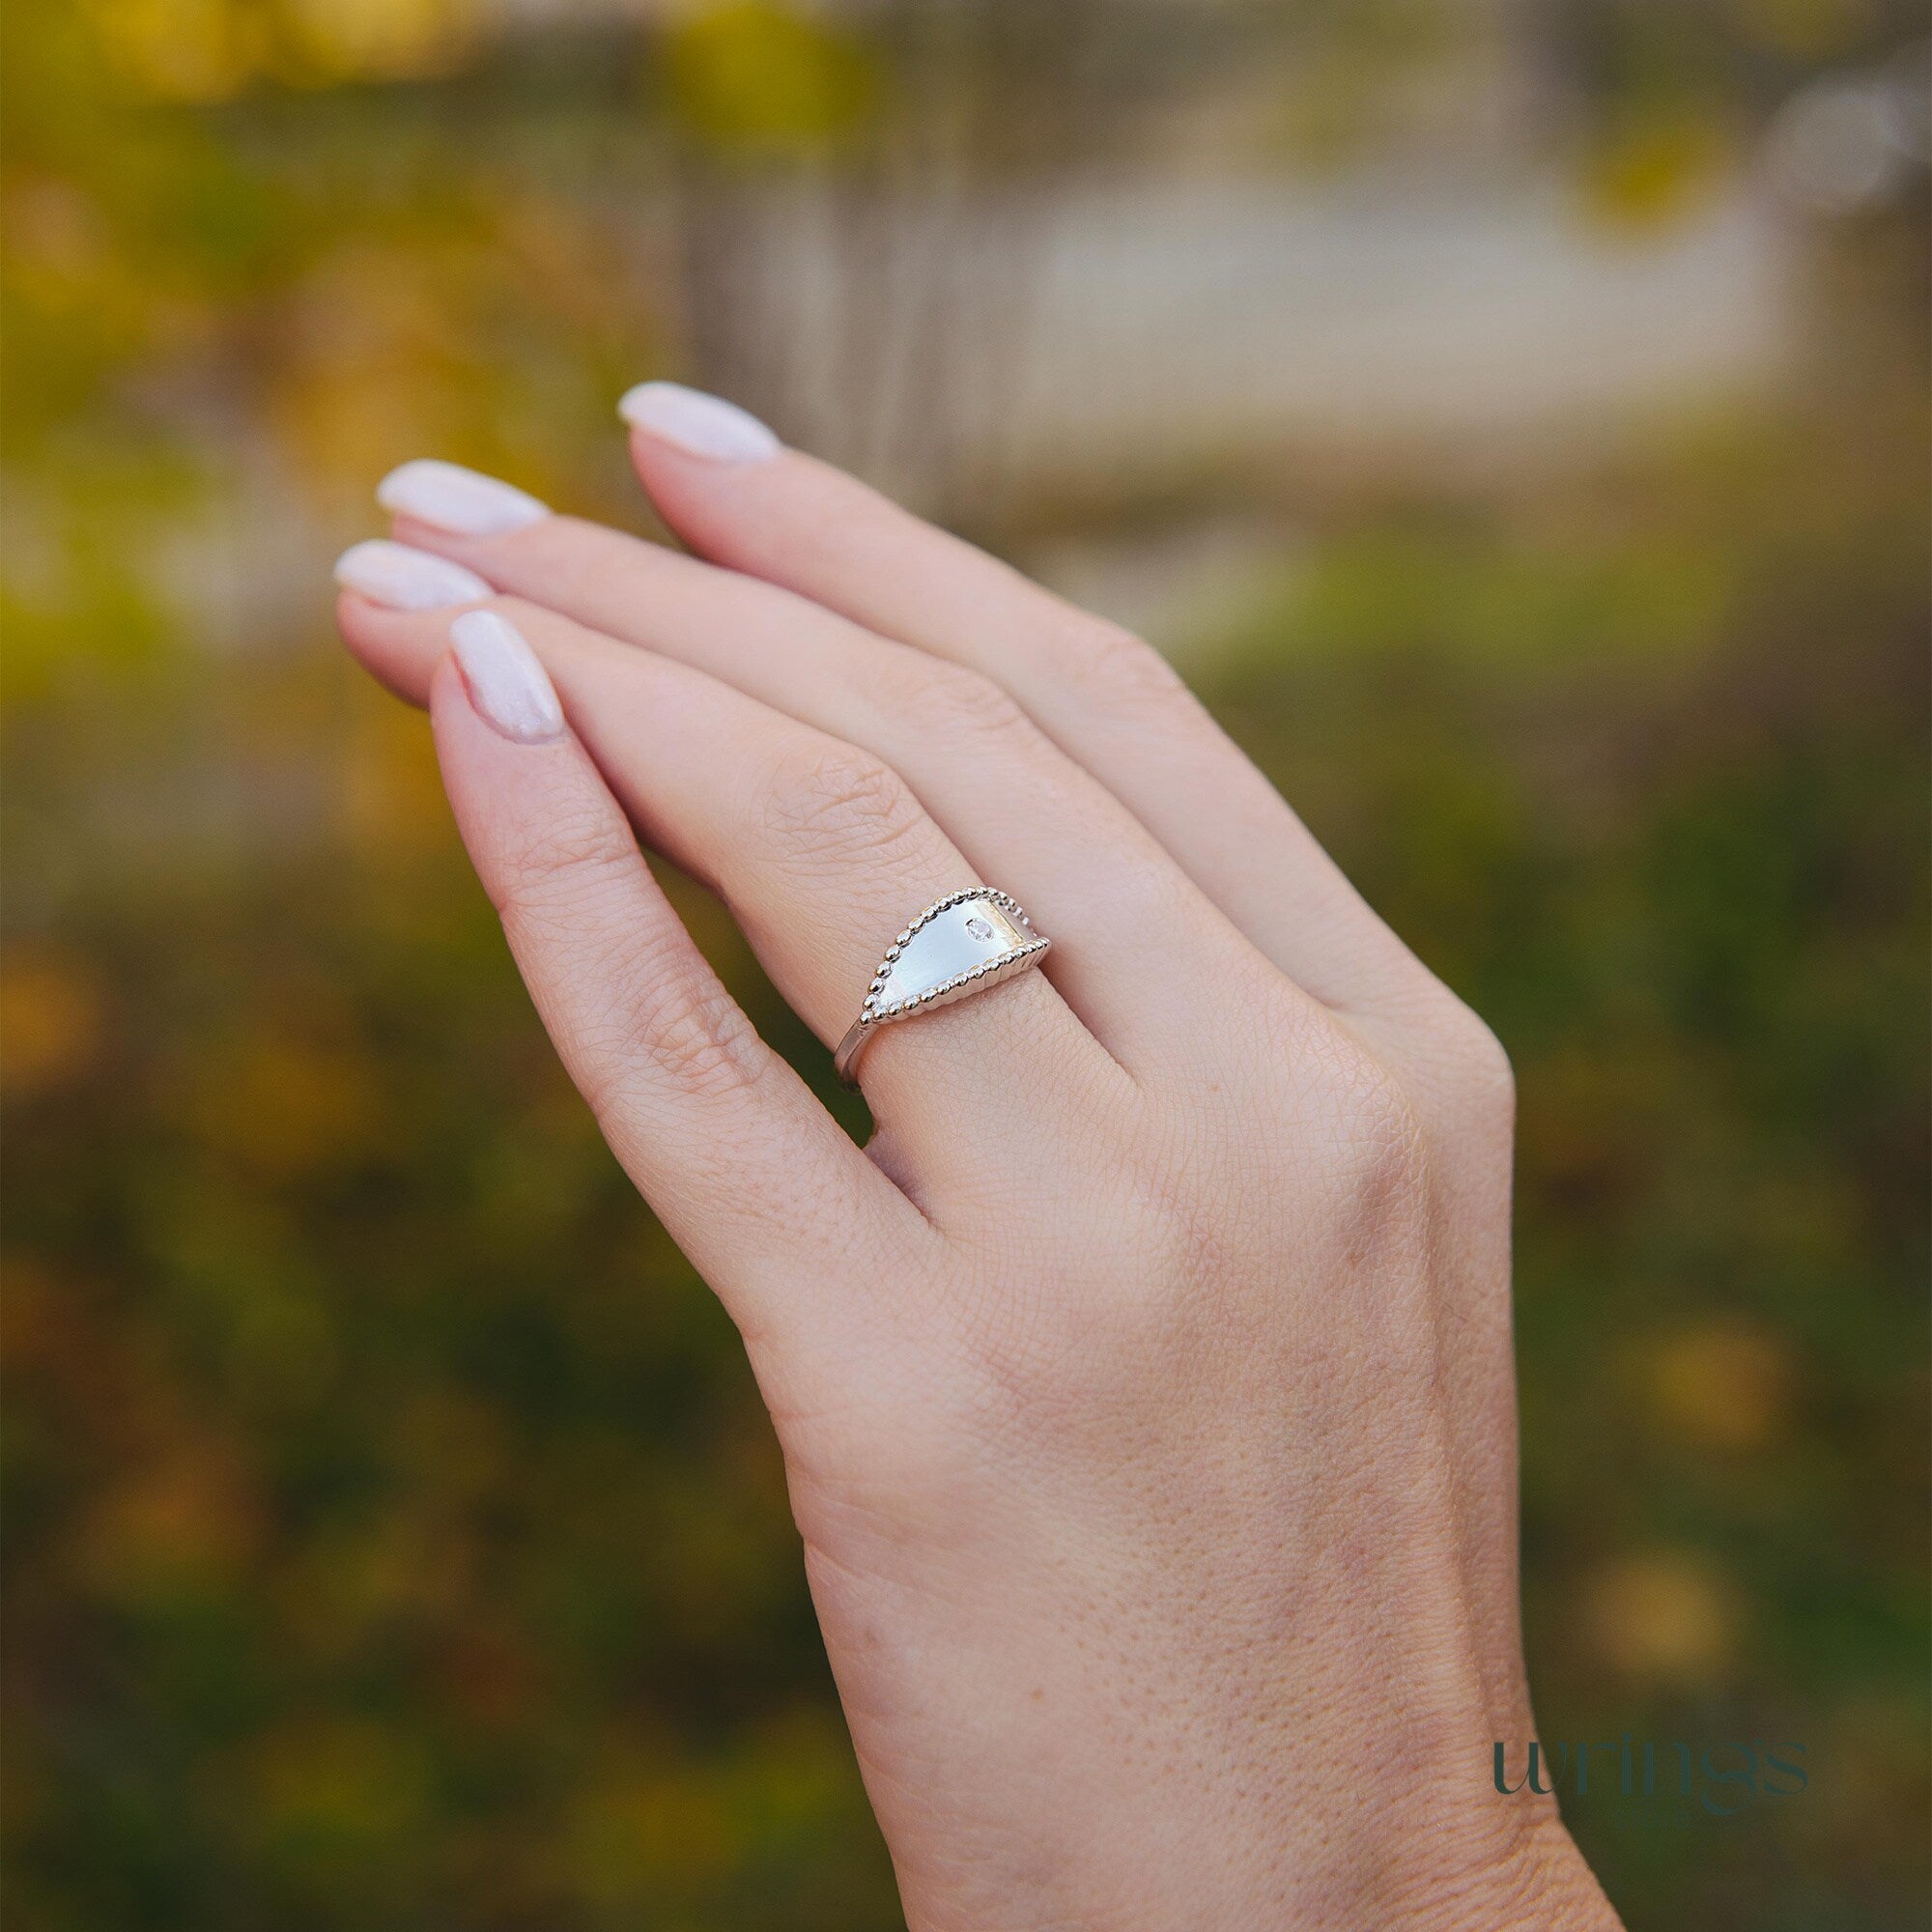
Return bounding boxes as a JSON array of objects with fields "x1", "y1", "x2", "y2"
[{"x1": 3, "y1": 2, "x2": 1927, "y2": 1926}]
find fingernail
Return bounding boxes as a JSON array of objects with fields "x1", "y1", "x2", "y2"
[
  {"x1": 334, "y1": 539, "x2": 492, "y2": 611},
  {"x1": 449, "y1": 610, "x2": 565, "y2": 745},
  {"x1": 616, "y1": 382, "x2": 781, "y2": 463},
  {"x1": 376, "y1": 459, "x2": 550, "y2": 536}
]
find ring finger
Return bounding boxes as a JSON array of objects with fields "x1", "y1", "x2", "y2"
[
  {"x1": 337, "y1": 584, "x2": 1125, "y2": 1163},
  {"x1": 346, "y1": 512, "x2": 1275, "y2": 1091}
]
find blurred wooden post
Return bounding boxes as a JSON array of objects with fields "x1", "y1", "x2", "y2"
[{"x1": 667, "y1": 0, "x2": 1115, "y2": 525}]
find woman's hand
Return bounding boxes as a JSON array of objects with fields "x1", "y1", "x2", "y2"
[{"x1": 333, "y1": 384, "x2": 1618, "y2": 1930}]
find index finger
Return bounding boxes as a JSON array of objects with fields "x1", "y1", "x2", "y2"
[{"x1": 425, "y1": 620, "x2": 927, "y2": 1345}]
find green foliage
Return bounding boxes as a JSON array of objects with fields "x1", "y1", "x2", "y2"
[{"x1": 1197, "y1": 395, "x2": 1928, "y2": 1929}]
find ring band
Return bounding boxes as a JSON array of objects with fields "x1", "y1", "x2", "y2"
[{"x1": 834, "y1": 889, "x2": 1051, "y2": 1086}]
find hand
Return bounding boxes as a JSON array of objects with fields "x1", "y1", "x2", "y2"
[{"x1": 333, "y1": 384, "x2": 1620, "y2": 1929}]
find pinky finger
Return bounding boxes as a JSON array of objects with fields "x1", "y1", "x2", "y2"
[{"x1": 428, "y1": 610, "x2": 918, "y2": 1343}]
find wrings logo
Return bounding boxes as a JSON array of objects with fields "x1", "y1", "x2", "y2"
[{"x1": 1493, "y1": 1738, "x2": 1809, "y2": 1828}]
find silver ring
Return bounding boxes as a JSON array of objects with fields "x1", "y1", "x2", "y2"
[{"x1": 834, "y1": 889, "x2": 1051, "y2": 1086}]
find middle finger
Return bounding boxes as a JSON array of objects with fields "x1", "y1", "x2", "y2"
[
  {"x1": 368, "y1": 497, "x2": 1267, "y2": 1086},
  {"x1": 337, "y1": 586, "x2": 1125, "y2": 1157}
]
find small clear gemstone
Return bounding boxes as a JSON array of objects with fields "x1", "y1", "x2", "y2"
[{"x1": 966, "y1": 916, "x2": 994, "y2": 941}]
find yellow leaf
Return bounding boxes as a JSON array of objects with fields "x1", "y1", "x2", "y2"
[
  {"x1": 1579, "y1": 110, "x2": 1734, "y2": 232},
  {"x1": 664, "y1": 1, "x2": 879, "y2": 156},
  {"x1": 279, "y1": 0, "x2": 481, "y2": 86},
  {"x1": 180, "y1": 1029, "x2": 381, "y2": 1180},
  {"x1": 1584, "y1": 1549, "x2": 1741, "y2": 1685},
  {"x1": 80, "y1": 0, "x2": 260, "y2": 102},
  {"x1": 0, "y1": 947, "x2": 106, "y2": 1098},
  {"x1": 1646, "y1": 1318, "x2": 1794, "y2": 1453}
]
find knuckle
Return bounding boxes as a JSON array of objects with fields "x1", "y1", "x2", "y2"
[
  {"x1": 1400, "y1": 988, "x2": 1518, "y2": 1133},
  {"x1": 1316, "y1": 1016, "x2": 1421, "y2": 1137},
  {"x1": 636, "y1": 976, "x2": 768, "y2": 1102},
  {"x1": 493, "y1": 803, "x2": 639, "y2": 921},
  {"x1": 1254, "y1": 990, "x2": 1430, "y2": 1200},
  {"x1": 1339, "y1": 1059, "x2": 1429, "y2": 1197},
  {"x1": 877, "y1": 653, "x2": 1034, "y2": 748},
  {"x1": 758, "y1": 741, "x2": 929, "y2": 872},
  {"x1": 1321, "y1": 1055, "x2": 1430, "y2": 1216},
  {"x1": 582, "y1": 936, "x2": 769, "y2": 1109},
  {"x1": 1441, "y1": 1003, "x2": 1516, "y2": 1112},
  {"x1": 1055, "y1": 616, "x2": 1190, "y2": 717}
]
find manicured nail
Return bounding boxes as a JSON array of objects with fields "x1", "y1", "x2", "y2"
[
  {"x1": 376, "y1": 459, "x2": 549, "y2": 536},
  {"x1": 616, "y1": 382, "x2": 781, "y2": 463},
  {"x1": 334, "y1": 539, "x2": 492, "y2": 611},
  {"x1": 449, "y1": 610, "x2": 564, "y2": 745}
]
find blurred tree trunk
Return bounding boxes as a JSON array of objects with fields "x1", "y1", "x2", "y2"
[{"x1": 668, "y1": 0, "x2": 1113, "y2": 524}]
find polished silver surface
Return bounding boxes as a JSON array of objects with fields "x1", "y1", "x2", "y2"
[{"x1": 834, "y1": 889, "x2": 1051, "y2": 1086}]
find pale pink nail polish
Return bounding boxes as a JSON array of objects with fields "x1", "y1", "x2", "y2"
[
  {"x1": 334, "y1": 540, "x2": 492, "y2": 611},
  {"x1": 616, "y1": 382, "x2": 781, "y2": 463},
  {"x1": 377, "y1": 460, "x2": 549, "y2": 536},
  {"x1": 449, "y1": 610, "x2": 565, "y2": 745}
]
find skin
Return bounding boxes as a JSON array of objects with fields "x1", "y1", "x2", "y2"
[{"x1": 334, "y1": 421, "x2": 1623, "y2": 1929}]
